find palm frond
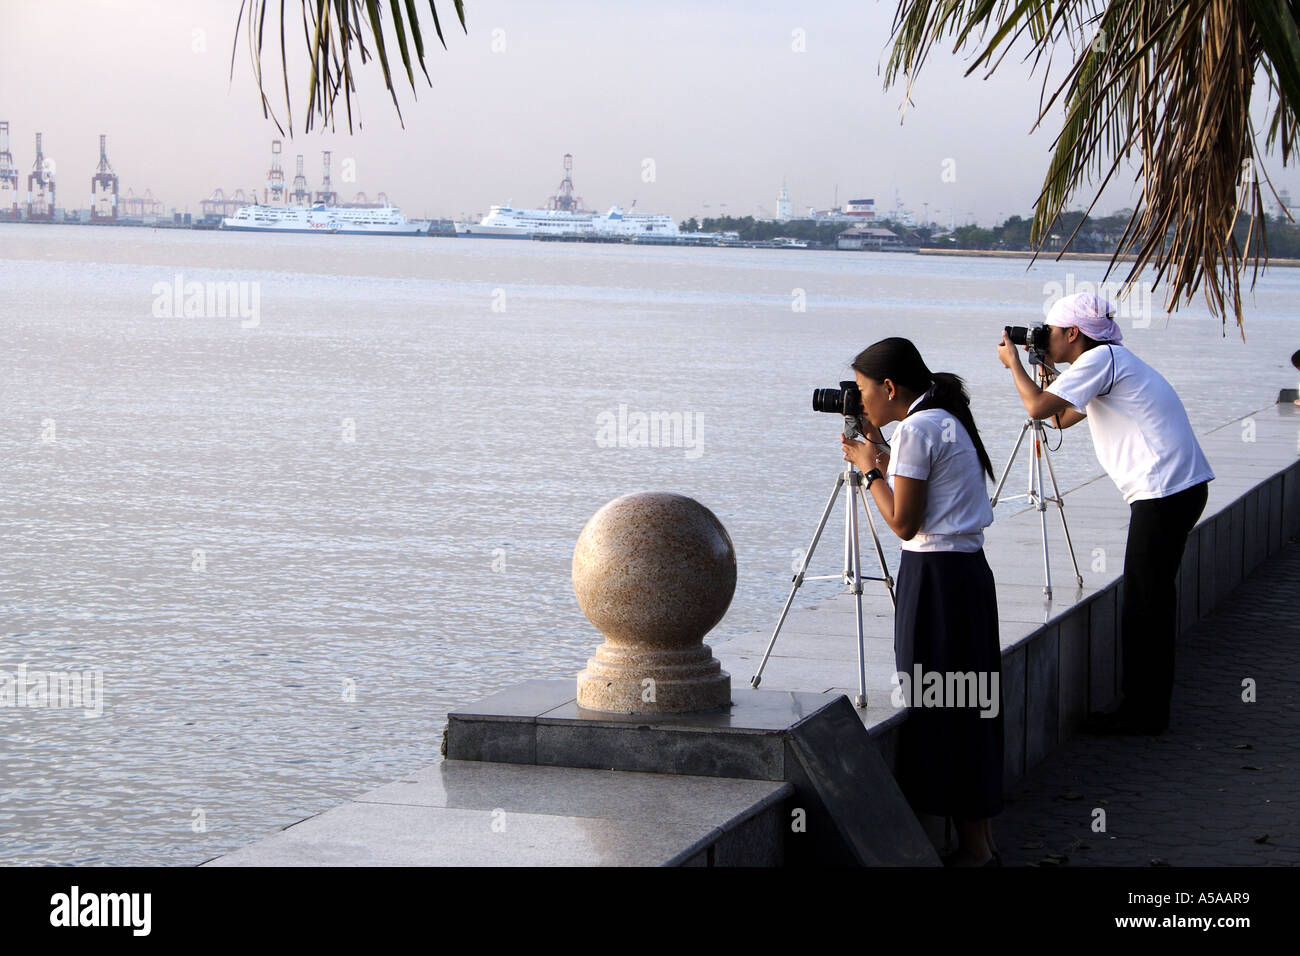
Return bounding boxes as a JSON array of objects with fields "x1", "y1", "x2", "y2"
[
  {"x1": 885, "y1": 0, "x2": 1300, "y2": 333},
  {"x1": 232, "y1": 0, "x2": 467, "y2": 135}
]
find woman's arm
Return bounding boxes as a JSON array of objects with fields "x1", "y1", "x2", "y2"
[
  {"x1": 859, "y1": 418, "x2": 891, "y2": 471},
  {"x1": 869, "y1": 474, "x2": 926, "y2": 540},
  {"x1": 841, "y1": 435, "x2": 926, "y2": 540}
]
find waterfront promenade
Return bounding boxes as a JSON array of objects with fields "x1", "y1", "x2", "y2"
[
  {"x1": 994, "y1": 537, "x2": 1300, "y2": 866},
  {"x1": 206, "y1": 398, "x2": 1300, "y2": 866}
]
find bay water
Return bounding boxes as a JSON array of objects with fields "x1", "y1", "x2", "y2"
[{"x1": 1, "y1": 224, "x2": 1295, "y2": 863}]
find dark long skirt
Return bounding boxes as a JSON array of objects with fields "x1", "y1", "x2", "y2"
[{"x1": 893, "y1": 548, "x2": 1004, "y2": 819}]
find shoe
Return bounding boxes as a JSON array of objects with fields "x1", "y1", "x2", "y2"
[
  {"x1": 984, "y1": 851, "x2": 1002, "y2": 868},
  {"x1": 1080, "y1": 708, "x2": 1166, "y2": 735}
]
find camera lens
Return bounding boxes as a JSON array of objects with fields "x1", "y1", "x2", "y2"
[{"x1": 812, "y1": 388, "x2": 843, "y2": 414}]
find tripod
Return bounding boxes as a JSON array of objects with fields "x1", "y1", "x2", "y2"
[
  {"x1": 750, "y1": 416, "x2": 896, "y2": 708},
  {"x1": 990, "y1": 354, "x2": 1084, "y2": 598}
]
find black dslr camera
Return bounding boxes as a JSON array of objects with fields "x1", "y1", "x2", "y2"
[
  {"x1": 1006, "y1": 324, "x2": 1057, "y2": 376},
  {"x1": 1005, "y1": 324, "x2": 1050, "y2": 352},
  {"x1": 813, "y1": 381, "x2": 866, "y2": 440},
  {"x1": 812, "y1": 381, "x2": 863, "y2": 418}
]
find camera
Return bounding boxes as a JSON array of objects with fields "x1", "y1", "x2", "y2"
[
  {"x1": 1006, "y1": 324, "x2": 1050, "y2": 352},
  {"x1": 812, "y1": 381, "x2": 863, "y2": 418}
]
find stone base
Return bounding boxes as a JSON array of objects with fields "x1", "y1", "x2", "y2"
[
  {"x1": 446, "y1": 679, "x2": 940, "y2": 865},
  {"x1": 576, "y1": 641, "x2": 731, "y2": 713}
]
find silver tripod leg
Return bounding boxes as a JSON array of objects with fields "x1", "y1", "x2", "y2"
[
  {"x1": 751, "y1": 471, "x2": 846, "y2": 690},
  {"x1": 846, "y1": 471, "x2": 868, "y2": 707},
  {"x1": 1033, "y1": 420, "x2": 1053, "y2": 598},
  {"x1": 1038, "y1": 421, "x2": 1085, "y2": 588},
  {"x1": 988, "y1": 415, "x2": 1085, "y2": 598},
  {"x1": 990, "y1": 419, "x2": 1032, "y2": 507},
  {"x1": 855, "y1": 482, "x2": 896, "y2": 606},
  {"x1": 750, "y1": 463, "x2": 893, "y2": 708}
]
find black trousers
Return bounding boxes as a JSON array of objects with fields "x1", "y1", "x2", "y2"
[{"x1": 1119, "y1": 481, "x2": 1209, "y2": 722}]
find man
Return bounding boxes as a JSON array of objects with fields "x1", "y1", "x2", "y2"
[{"x1": 996, "y1": 292, "x2": 1214, "y2": 734}]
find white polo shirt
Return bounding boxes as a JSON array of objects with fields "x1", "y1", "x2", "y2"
[
  {"x1": 886, "y1": 393, "x2": 995, "y2": 553},
  {"x1": 1045, "y1": 343, "x2": 1214, "y2": 503}
]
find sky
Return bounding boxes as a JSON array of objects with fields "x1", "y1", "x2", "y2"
[{"x1": 3, "y1": 0, "x2": 1297, "y2": 225}]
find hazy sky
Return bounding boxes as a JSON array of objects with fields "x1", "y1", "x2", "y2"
[{"x1": 4, "y1": 0, "x2": 1297, "y2": 224}]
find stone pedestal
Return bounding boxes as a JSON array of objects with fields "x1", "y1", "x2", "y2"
[{"x1": 572, "y1": 491, "x2": 733, "y2": 713}]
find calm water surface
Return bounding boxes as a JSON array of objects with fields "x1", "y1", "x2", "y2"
[{"x1": 1, "y1": 224, "x2": 1295, "y2": 864}]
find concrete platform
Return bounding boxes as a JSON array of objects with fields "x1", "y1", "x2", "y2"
[
  {"x1": 995, "y1": 536, "x2": 1300, "y2": 865},
  {"x1": 206, "y1": 401, "x2": 1300, "y2": 866}
]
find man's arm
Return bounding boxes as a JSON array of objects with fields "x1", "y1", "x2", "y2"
[
  {"x1": 1008, "y1": 358, "x2": 1076, "y2": 421},
  {"x1": 1053, "y1": 407, "x2": 1087, "y2": 428},
  {"x1": 996, "y1": 332, "x2": 1083, "y2": 421}
]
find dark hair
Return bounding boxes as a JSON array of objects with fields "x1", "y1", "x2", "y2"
[
  {"x1": 1291, "y1": 349, "x2": 1300, "y2": 370},
  {"x1": 851, "y1": 336, "x2": 994, "y2": 481}
]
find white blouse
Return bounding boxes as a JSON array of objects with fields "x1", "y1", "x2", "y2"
[{"x1": 885, "y1": 394, "x2": 994, "y2": 553}]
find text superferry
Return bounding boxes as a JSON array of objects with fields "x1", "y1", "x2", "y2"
[
  {"x1": 455, "y1": 204, "x2": 678, "y2": 239},
  {"x1": 222, "y1": 202, "x2": 429, "y2": 235}
]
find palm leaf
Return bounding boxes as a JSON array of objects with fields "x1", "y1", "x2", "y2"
[
  {"x1": 233, "y1": 0, "x2": 467, "y2": 134},
  {"x1": 885, "y1": 0, "x2": 1300, "y2": 333}
]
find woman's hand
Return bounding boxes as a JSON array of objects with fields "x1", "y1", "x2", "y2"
[
  {"x1": 857, "y1": 414, "x2": 884, "y2": 442},
  {"x1": 841, "y1": 436, "x2": 876, "y2": 473}
]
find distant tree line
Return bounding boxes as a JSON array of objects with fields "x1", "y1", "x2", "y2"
[
  {"x1": 680, "y1": 216, "x2": 851, "y2": 247},
  {"x1": 680, "y1": 210, "x2": 1300, "y2": 259}
]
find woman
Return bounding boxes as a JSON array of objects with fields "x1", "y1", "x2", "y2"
[{"x1": 840, "y1": 336, "x2": 1003, "y2": 867}]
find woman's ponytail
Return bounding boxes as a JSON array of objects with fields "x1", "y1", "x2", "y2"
[
  {"x1": 928, "y1": 372, "x2": 994, "y2": 481},
  {"x1": 851, "y1": 338, "x2": 994, "y2": 481}
]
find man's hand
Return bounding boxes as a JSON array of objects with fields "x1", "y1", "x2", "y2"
[{"x1": 996, "y1": 329, "x2": 1023, "y2": 370}]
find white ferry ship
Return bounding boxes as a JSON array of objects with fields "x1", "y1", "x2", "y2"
[
  {"x1": 455, "y1": 204, "x2": 679, "y2": 240},
  {"x1": 222, "y1": 202, "x2": 429, "y2": 235}
]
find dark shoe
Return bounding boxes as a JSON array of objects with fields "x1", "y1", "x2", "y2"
[
  {"x1": 1081, "y1": 708, "x2": 1166, "y2": 735},
  {"x1": 984, "y1": 851, "x2": 1002, "y2": 868}
]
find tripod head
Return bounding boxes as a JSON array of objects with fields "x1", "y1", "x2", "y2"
[
  {"x1": 841, "y1": 414, "x2": 864, "y2": 443},
  {"x1": 1027, "y1": 349, "x2": 1060, "y2": 387}
]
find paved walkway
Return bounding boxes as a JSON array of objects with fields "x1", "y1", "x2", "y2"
[{"x1": 994, "y1": 536, "x2": 1300, "y2": 866}]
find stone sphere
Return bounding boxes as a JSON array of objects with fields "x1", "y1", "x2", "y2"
[{"x1": 572, "y1": 492, "x2": 736, "y2": 648}]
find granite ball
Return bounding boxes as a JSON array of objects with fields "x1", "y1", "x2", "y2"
[{"x1": 572, "y1": 492, "x2": 737, "y2": 648}]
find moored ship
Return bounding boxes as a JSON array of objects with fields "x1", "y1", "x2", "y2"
[
  {"x1": 456, "y1": 153, "x2": 685, "y2": 241},
  {"x1": 454, "y1": 203, "x2": 678, "y2": 240},
  {"x1": 222, "y1": 202, "x2": 428, "y2": 235}
]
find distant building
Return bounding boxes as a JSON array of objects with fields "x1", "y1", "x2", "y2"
[
  {"x1": 836, "y1": 226, "x2": 901, "y2": 250},
  {"x1": 808, "y1": 198, "x2": 878, "y2": 223},
  {"x1": 776, "y1": 182, "x2": 791, "y2": 222}
]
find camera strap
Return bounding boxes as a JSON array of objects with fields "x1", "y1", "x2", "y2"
[
  {"x1": 907, "y1": 385, "x2": 938, "y2": 418},
  {"x1": 1099, "y1": 344, "x2": 1117, "y2": 397}
]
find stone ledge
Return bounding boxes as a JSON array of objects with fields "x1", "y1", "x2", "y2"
[{"x1": 203, "y1": 760, "x2": 795, "y2": 867}]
